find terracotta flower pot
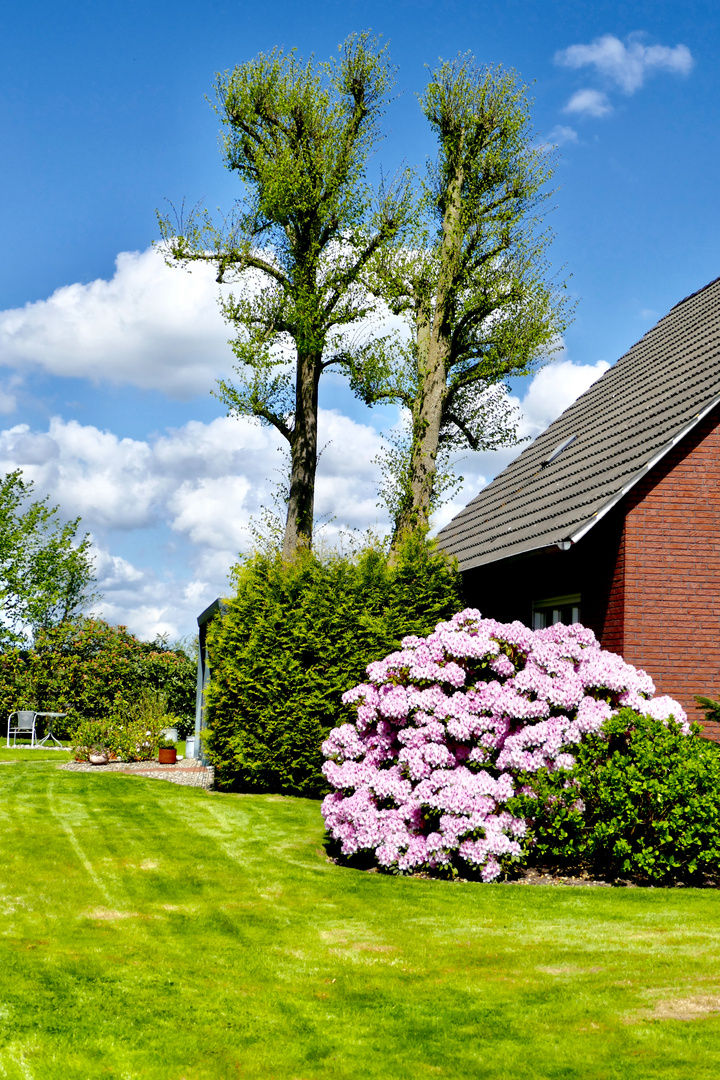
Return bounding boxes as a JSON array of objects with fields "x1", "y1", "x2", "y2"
[{"x1": 158, "y1": 747, "x2": 177, "y2": 765}]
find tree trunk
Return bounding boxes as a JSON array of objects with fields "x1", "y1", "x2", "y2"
[
  {"x1": 391, "y1": 316, "x2": 446, "y2": 547},
  {"x1": 390, "y1": 159, "x2": 464, "y2": 553},
  {"x1": 282, "y1": 351, "x2": 320, "y2": 560}
]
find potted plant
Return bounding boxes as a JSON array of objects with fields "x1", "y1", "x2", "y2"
[
  {"x1": 88, "y1": 743, "x2": 110, "y2": 766},
  {"x1": 158, "y1": 737, "x2": 177, "y2": 765}
]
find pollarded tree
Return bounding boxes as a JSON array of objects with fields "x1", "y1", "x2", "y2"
[
  {"x1": 347, "y1": 58, "x2": 571, "y2": 548},
  {"x1": 158, "y1": 33, "x2": 411, "y2": 560}
]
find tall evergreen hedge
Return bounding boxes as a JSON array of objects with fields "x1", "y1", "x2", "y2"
[{"x1": 204, "y1": 536, "x2": 463, "y2": 796}]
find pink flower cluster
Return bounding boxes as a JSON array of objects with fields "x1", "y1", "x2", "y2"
[{"x1": 321, "y1": 609, "x2": 687, "y2": 881}]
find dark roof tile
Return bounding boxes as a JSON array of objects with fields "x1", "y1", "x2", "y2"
[{"x1": 437, "y1": 276, "x2": 720, "y2": 570}]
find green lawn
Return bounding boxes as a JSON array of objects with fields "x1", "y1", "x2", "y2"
[
  {"x1": 0, "y1": 746, "x2": 72, "y2": 763},
  {"x1": 0, "y1": 740, "x2": 189, "y2": 764},
  {"x1": 2, "y1": 765, "x2": 720, "y2": 1079}
]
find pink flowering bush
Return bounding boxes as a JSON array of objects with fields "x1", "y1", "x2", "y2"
[{"x1": 321, "y1": 609, "x2": 686, "y2": 881}]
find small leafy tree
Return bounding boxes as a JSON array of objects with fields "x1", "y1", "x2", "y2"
[
  {"x1": 159, "y1": 33, "x2": 411, "y2": 559},
  {"x1": 0, "y1": 470, "x2": 96, "y2": 645},
  {"x1": 0, "y1": 618, "x2": 197, "y2": 737},
  {"x1": 347, "y1": 58, "x2": 570, "y2": 545}
]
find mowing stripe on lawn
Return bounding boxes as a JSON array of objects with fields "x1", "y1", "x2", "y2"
[
  {"x1": 46, "y1": 780, "x2": 114, "y2": 905},
  {"x1": 0, "y1": 1041, "x2": 36, "y2": 1080}
]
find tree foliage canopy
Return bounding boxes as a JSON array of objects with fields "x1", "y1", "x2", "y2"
[
  {"x1": 0, "y1": 618, "x2": 197, "y2": 738},
  {"x1": 0, "y1": 470, "x2": 96, "y2": 646},
  {"x1": 347, "y1": 58, "x2": 571, "y2": 542},
  {"x1": 159, "y1": 33, "x2": 412, "y2": 558}
]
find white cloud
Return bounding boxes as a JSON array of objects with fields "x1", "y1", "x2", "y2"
[
  {"x1": 0, "y1": 246, "x2": 404, "y2": 403},
  {"x1": 169, "y1": 475, "x2": 257, "y2": 551},
  {"x1": 0, "y1": 377, "x2": 22, "y2": 415},
  {"x1": 0, "y1": 408, "x2": 390, "y2": 637},
  {"x1": 0, "y1": 409, "x2": 390, "y2": 545},
  {"x1": 555, "y1": 34, "x2": 693, "y2": 95},
  {"x1": 0, "y1": 415, "x2": 283, "y2": 536},
  {"x1": 91, "y1": 543, "x2": 212, "y2": 641},
  {"x1": 546, "y1": 124, "x2": 579, "y2": 145},
  {"x1": 0, "y1": 348, "x2": 613, "y2": 638},
  {"x1": 563, "y1": 89, "x2": 613, "y2": 118},
  {"x1": 516, "y1": 358, "x2": 611, "y2": 439},
  {"x1": 0, "y1": 248, "x2": 235, "y2": 399},
  {"x1": 93, "y1": 547, "x2": 144, "y2": 587}
]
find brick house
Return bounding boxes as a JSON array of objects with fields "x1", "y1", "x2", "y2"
[{"x1": 436, "y1": 276, "x2": 720, "y2": 738}]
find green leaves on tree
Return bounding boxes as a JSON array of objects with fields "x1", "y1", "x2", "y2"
[
  {"x1": 345, "y1": 58, "x2": 572, "y2": 546},
  {"x1": 0, "y1": 470, "x2": 97, "y2": 646},
  {"x1": 158, "y1": 33, "x2": 412, "y2": 559}
]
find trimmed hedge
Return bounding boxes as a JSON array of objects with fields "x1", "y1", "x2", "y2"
[
  {"x1": 0, "y1": 618, "x2": 196, "y2": 738},
  {"x1": 204, "y1": 536, "x2": 463, "y2": 796},
  {"x1": 516, "y1": 709, "x2": 720, "y2": 884}
]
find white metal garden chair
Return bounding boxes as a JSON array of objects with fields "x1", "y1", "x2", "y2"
[{"x1": 6, "y1": 710, "x2": 38, "y2": 747}]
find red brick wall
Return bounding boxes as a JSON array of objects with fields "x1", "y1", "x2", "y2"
[
  {"x1": 619, "y1": 407, "x2": 720, "y2": 739},
  {"x1": 461, "y1": 409, "x2": 720, "y2": 737},
  {"x1": 597, "y1": 513, "x2": 625, "y2": 655}
]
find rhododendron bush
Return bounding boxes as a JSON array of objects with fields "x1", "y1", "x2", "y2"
[{"x1": 321, "y1": 609, "x2": 687, "y2": 881}]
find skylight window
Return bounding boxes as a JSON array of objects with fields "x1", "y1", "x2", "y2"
[{"x1": 541, "y1": 434, "x2": 576, "y2": 467}]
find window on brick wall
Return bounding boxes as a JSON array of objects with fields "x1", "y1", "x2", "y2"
[{"x1": 532, "y1": 593, "x2": 582, "y2": 630}]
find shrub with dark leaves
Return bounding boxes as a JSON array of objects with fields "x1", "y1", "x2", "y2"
[{"x1": 516, "y1": 708, "x2": 720, "y2": 884}]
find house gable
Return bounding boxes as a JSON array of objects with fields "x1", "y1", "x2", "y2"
[
  {"x1": 437, "y1": 276, "x2": 720, "y2": 571},
  {"x1": 618, "y1": 405, "x2": 720, "y2": 735}
]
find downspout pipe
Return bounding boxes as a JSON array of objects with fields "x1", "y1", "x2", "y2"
[{"x1": 194, "y1": 598, "x2": 227, "y2": 764}]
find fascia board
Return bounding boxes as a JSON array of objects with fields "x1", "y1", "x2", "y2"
[
  {"x1": 197, "y1": 597, "x2": 227, "y2": 627},
  {"x1": 457, "y1": 537, "x2": 567, "y2": 573}
]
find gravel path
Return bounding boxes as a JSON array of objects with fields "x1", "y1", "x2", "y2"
[{"x1": 61, "y1": 759, "x2": 215, "y2": 789}]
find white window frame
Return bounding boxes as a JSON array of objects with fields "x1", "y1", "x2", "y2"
[{"x1": 532, "y1": 593, "x2": 582, "y2": 630}]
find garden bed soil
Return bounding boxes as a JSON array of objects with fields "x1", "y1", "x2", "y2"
[
  {"x1": 326, "y1": 850, "x2": 717, "y2": 889},
  {"x1": 509, "y1": 868, "x2": 628, "y2": 888},
  {"x1": 506, "y1": 867, "x2": 720, "y2": 888}
]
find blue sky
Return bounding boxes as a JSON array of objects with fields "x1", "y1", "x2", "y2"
[{"x1": 0, "y1": 0, "x2": 715, "y2": 638}]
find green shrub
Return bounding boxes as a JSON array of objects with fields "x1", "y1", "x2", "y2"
[
  {"x1": 696, "y1": 695, "x2": 720, "y2": 726},
  {"x1": 71, "y1": 718, "x2": 120, "y2": 761},
  {"x1": 205, "y1": 534, "x2": 463, "y2": 796},
  {"x1": 71, "y1": 688, "x2": 176, "y2": 762},
  {"x1": 0, "y1": 618, "x2": 196, "y2": 738},
  {"x1": 515, "y1": 709, "x2": 720, "y2": 884}
]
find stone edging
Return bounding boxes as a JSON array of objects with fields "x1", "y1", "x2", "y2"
[{"x1": 61, "y1": 759, "x2": 215, "y2": 789}]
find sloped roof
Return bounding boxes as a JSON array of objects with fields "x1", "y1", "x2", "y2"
[{"x1": 437, "y1": 275, "x2": 720, "y2": 571}]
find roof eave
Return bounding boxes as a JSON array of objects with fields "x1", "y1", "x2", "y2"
[
  {"x1": 568, "y1": 389, "x2": 720, "y2": 545},
  {"x1": 453, "y1": 387, "x2": 720, "y2": 572},
  {"x1": 457, "y1": 537, "x2": 572, "y2": 573}
]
